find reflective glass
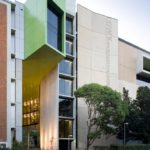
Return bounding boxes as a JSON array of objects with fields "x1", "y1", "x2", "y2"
[
  {"x1": 66, "y1": 18, "x2": 73, "y2": 34},
  {"x1": 59, "y1": 119, "x2": 73, "y2": 138},
  {"x1": 66, "y1": 40, "x2": 73, "y2": 55},
  {"x1": 137, "y1": 79, "x2": 150, "y2": 88},
  {"x1": 59, "y1": 59, "x2": 73, "y2": 75},
  {"x1": 59, "y1": 78, "x2": 73, "y2": 96},
  {"x1": 59, "y1": 98, "x2": 73, "y2": 117},
  {"x1": 47, "y1": 6, "x2": 61, "y2": 50},
  {"x1": 143, "y1": 57, "x2": 150, "y2": 72}
]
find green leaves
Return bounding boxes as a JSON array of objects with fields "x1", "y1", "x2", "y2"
[
  {"x1": 118, "y1": 86, "x2": 150, "y2": 144},
  {"x1": 75, "y1": 83, "x2": 128, "y2": 149}
]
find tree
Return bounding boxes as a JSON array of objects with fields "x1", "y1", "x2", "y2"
[
  {"x1": 117, "y1": 86, "x2": 150, "y2": 144},
  {"x1": 75, "y1": 83, "x2": 128, "y2": 150}
]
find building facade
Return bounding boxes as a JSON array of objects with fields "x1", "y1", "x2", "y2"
[
  {"x1": 77, "y1": 5, "x2": 150, "y2": 149},
  {"x1": 0, "y1": 0, "x2": 149, "y2": 150}
]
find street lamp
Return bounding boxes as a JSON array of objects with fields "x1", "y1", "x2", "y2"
[
  {"x1": 68, "y1": 135, "x2": 72, "y2": 150},
  {"x1": 123, "y1": 122, "x2": 128, "y2": 146}
]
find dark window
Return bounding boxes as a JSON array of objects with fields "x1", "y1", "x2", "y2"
[
  {"x1": 66, "y1": 39, "x2": 73, "y2": 55},
  {"x1": 143, "y1": 57, "x2": 150, "y2": 72},
  {"x1": 59, "y1": 78, "x2": 73, "y2": 96},
  {"x1": 59, "y1": 140, "x2": 72, "y2": 150},
  {"x1": 47, "y1": 5, "x2": 61, "y2": 50},
  {"x1": 66, "y1": 17, "x2": 73, "y2": 34},
  {"x1": 59, "y1": 119, "x2": 73, "y2": 138},
  {"x1": 59, "y1": 98, "x2": 73, "y2": 117},
  {"x1": 59, "y1": 59, "x2": 73, "y2": 75}
]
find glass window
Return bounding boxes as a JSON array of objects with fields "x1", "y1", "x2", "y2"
[
  {"x1": 66, "y1": 18, "x2": 73, "y2": 34},
  {"x1": 59, "y1": 98, "x2": 73, "y2": 117},
  {"x1": 47, "y1": 5, "x2": 61, "y2": 50},
  {"x1": 143, "y1": 57, "x2": 150, "y2": 72},
  {"x1": 59, "y1": 119, "x2": 73, "y2": 138},
  {"x1": 66, "y1": 39, "x2": 73, "y2": 55},
  {"x1": 59, "y1": 59, "x2": 73, "y2": 75},
  {"x1": 59, "y1": 140, "x2": 72, "y2": 150},
  {"x1": 23, "y1": 127, "x2": 40, "y2": 148},
  {"x1": 137, "y1": 79, "x2": 150, "y2": 88},
  {"x1": 23, "y1": 98, "x2": 39, "y2": 126},
  {"x1": 59, "y1": 78, "x2": 73, "y2": 96}
]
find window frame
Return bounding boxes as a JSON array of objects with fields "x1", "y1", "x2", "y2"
[
  {"x1": 59, "y1": 98, "x2": 73, "y2": 117},
  {"x1": 59, "y1": 78, "x2": 73, "y2": 96},
  {"x1": 59, "y1": 119, "x2": 73, "y2": 138},
  {"x1": 59, "y1": 59, "x2": 73, "y2": 76},
  {"x1": 66, "y1": 17, "x2": 73, "y2": 35},
  {"x1": 66, "y1": 38, "x2": 73, "y2": 56},
  {"x1": 47, "y1": 2, "x2": 62, "y2": 51}
]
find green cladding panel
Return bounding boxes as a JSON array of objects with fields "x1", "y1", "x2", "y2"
[
  {"x1": 53, "y1": 0, "x2": 65, "y2": 11},
  {"x1": 23, "y1": 0, "x2": 66, "y2": 92},
  {"x1": 25, "y1": 0, "x2": 46, "y2": 58},
  {"x1": 24, "y1": 0, "x2": 66, "y2": 58}
]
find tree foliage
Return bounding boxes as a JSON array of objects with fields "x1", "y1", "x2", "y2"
[
  {"x1": 117, "y1": 86, "x2": 150, "y2": 144},
  {"x1": 75, "y1": 83, "x2": 128, "y2": 150}
]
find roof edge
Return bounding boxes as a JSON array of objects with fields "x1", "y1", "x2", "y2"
[{"x1": 119, "y1": 38, "x2": 150, "y2": 54}]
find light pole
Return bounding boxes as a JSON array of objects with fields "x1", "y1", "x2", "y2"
[
  {"x1": 68, "y1": 135, "x2": 72, "y2": 150},
  {"x1": 123, "y1": 122, "x2": 128, "y2": 146}
]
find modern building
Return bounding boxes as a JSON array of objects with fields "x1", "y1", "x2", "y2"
[
  {"x1": 0, "y1": 0, "x2": 149, "y2": 150},
  {"x1": 77, "y1": 5, "x2": 150, "y2": 149}
]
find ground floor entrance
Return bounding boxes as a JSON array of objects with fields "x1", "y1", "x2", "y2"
[{"x1": 23, "y1": 125, "x2": 40, "y2": 149}]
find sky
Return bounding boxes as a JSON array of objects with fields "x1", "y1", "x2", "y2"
[{"x1": 13, "y1": 0, "x2": 150, "y2": 52}]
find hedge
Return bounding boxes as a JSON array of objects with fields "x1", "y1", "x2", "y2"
[{"x1": 94, "y1": 144, "x2": 150, "y2": 150}]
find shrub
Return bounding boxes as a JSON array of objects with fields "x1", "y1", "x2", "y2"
[
  {"x1": 94, "y1": 144, "x2": 150, "y2": 150},
  {"x1": 11, "y1": 141, "x2": 27, "y2": 150}
]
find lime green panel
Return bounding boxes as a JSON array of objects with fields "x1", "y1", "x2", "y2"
[
  {"x1": 25, "y1": 0, "x2": 47, "y2": 58},
  {"x1": 25, "y1": 0, "x2": 66, "y2": 59},
  {"x1": 23, "y1": 0, "x2": 66, "y2": 104},
  {"x1": 52, "y1": 0, "x2": 65, "y2": 11},
  {"x1": 23, "y1": 45, "x2": 63, "y2": 85}
]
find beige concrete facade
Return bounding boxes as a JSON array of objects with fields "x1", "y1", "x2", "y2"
[
  {"x1": 118, "y1": 39, "x2": 138, "y2": 98},
  {"x1": 77, "y1": 5, "x2": 150, "y2": 149},
  {"x1": 77, "y1": 5, "x2": 119, "y2": 148},
  {"x1": 118, "y1": 40, "x2": 137, "y2": 84},
  {"x1": 77, "y1": 5, "x2": 118, "y2": 90}
]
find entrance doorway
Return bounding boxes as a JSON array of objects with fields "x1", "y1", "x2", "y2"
[
  {"x1": 59, "y1": 140, "x2": 72, "y2": 150},
  {"x1": 23, "y1": 126, "x2": 40, "y2": 149}
]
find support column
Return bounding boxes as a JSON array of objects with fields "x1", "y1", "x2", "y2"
[{"x1": 40, "y1": 66, "x2": 59, "y2": 150}]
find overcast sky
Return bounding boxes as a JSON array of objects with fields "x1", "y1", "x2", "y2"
[{"x1": 14, "y1": 0, "x2": 150, "y2": 51}]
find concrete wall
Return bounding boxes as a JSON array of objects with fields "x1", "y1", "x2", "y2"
[
  {"x1": 77, "y1": 5, "x2": 119, "y2": 149},
  {"x1": 77, "y1": 5, "x2": 118, "y2": 90},
  {"x1": 66, "y1": 0, "x2": 76, "y2": 16},
  {"x1": 118, "y1": 39, "x2": 138, "y2": 98},
  {"x1": 14, "y1": 2, "x2": 24, "y2": 142},
  {"x1": 40, "y1": 66, "x2": 59, "y2": 150},
  {"x1": 118, "y1": 40, "x2": 137, "y2": 84}
]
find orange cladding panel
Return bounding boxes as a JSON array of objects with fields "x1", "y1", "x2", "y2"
[{"x1": 0, "y1": 3, "x2": 7, "y2": 141}]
